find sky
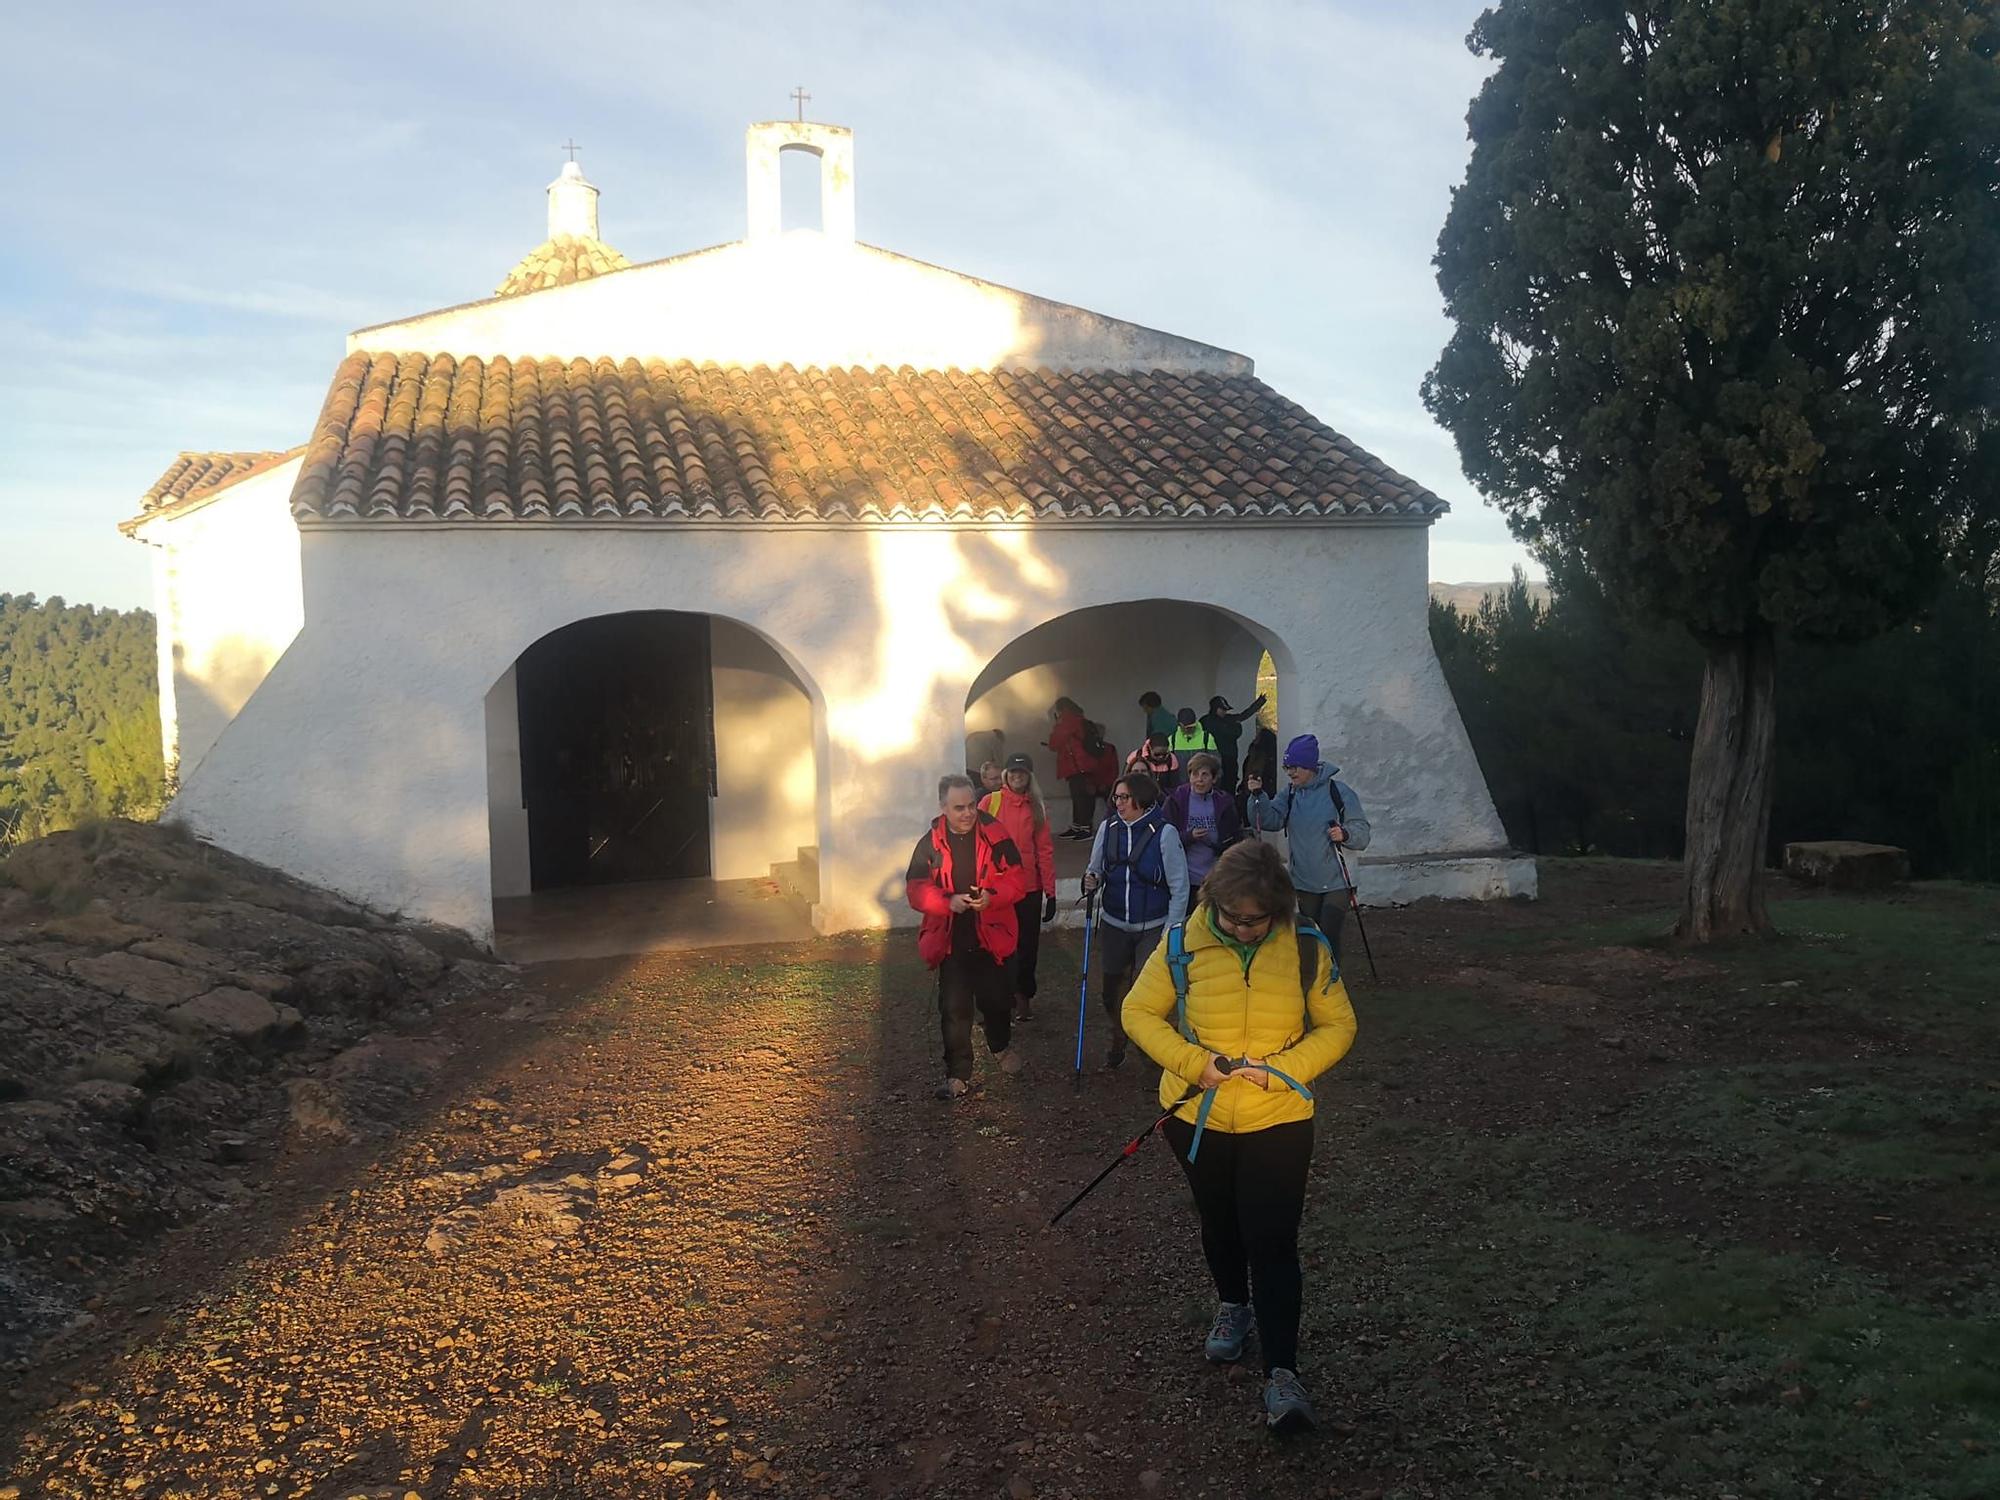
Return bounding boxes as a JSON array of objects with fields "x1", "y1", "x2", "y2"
[{"x1": 0, "y1": 0, "x2": 1537, "y2": 614}]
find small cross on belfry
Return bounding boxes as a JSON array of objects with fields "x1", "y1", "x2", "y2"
[
  {"x1": 562, "y1": 138, "x2": 580, "y2": 162},
  {"x1": 791, "y1": 86, "x2": 810, "y2": 122}
]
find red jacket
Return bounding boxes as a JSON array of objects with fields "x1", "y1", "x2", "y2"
[
  {"x1": 982, "y1": 787, "x2": 1056, "y2": 895},
  {"x1": 904, "y1": 812, "x2": 1031, "y2": 968},
  {"x1": 1048, "y1": 710, "x2": 1090, "y2": 780}
]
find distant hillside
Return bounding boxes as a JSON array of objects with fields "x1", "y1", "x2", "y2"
[
  {"x1": 1429, "y1": 579, "x2": 1553, "y2": 614},
  {"x1": 0, "y1": 594, "x2": 163, "y2": 843}
]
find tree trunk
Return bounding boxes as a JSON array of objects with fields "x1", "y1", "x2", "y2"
[{"x1": 1678, "y1": 626, "x2": 1778, "y2": 941}]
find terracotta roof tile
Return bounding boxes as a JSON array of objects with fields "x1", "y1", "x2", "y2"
[
  {"x1": 290, "y1": 354, "x2": 1449, "y2": 526},
  {"x1": 494, "y1": 235, "x2": 633, "y2": 298},
  {"x1": 140, "y1": 449, "x2": 300, "y2": 510}
]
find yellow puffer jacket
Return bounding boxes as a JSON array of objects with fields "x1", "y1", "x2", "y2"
[{"x1": 1121, "y1": 909, "x2": 1357, "y2": 1133}]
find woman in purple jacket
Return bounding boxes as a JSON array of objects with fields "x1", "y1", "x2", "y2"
[{"x1": 1162, "y1": 753, "x2": 1242, "y2": 901}]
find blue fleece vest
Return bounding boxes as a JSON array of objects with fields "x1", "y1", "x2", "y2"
[{"x1": 1101, "y1": 808, "x2": 1170, "y2": 927}]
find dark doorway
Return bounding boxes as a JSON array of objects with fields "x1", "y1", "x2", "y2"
[{"x1": 516, "y1": 612, "x2": 715, "y2": 889}]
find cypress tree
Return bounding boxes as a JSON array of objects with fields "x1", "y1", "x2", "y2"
[{"x1": 1424, "y1": 0, "x2": 2000, "y2": 937}]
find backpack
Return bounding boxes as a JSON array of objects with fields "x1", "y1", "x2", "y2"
[
  {"x1": 1162, "y1": 916, "x2": 1335, "y2": 1160},
  {"x1": 1082, "y1": 719, "x2": 1108, "y2": 757}
]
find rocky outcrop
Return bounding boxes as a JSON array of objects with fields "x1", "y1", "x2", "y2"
[{"x1": 0, "y1": 818, "x2": 515, "y2": 1363}]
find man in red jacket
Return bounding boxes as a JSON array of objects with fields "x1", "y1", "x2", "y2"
[{"x1": 905, "y1": 774, "x2": 1033, "y2": 1100}]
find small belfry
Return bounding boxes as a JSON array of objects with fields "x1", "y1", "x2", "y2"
[{"x1": 494, "y1": 152, "x2": 632, "y2": 297}]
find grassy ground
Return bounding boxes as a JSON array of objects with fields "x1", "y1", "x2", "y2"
[
  {"x1": 1315, "y1": 864, "x2": 2000, "y2": 1498},
  {"x1": 0, "y1": 859, "x2": 1994, "y2": 1499}
]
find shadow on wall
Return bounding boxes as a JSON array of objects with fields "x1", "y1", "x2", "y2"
[{"x1": 171, "y1": 632, "x2": 305, "y2": 787}]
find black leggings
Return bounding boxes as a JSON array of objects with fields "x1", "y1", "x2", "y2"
[
  {"x1": 1295, "y1": 892, "x2": 1348, "y2": 965},
  {"x1": 1161, "y1": 1115, "x2": 1314, "y2": 1374},
  {"x1": 1067, "y1": 774, "x2": 1096, "y2": 828},
  {"x1": 1010, "y1": 895, "x2": 1043, "y2": 998}
]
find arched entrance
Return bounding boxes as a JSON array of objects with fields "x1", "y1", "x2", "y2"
[
  {"x1": 484, "y1": 611, "x2": 822, "y2": 957},
  {"x1": 964, "y1": 599, "x2": 1287, "y2": 887}
]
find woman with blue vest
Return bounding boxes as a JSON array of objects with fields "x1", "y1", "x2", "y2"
[
  {"x1": 1121, "y1": 837, "x2": 1357, "y2": 1435},
  {"x1": 1081, "y1": 771, "x2": 1187, "y2": 1069},
  {"x1": 1245, "y1": 734, "x2": 1371, "y2": 962}
]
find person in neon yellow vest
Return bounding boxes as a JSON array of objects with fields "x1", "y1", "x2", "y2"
[{"x1": 1169, "y1": 707, "x2": 1218, "y2": 762}]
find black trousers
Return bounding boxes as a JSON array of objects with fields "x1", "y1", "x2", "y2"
[
  {"x1": 1010, "y1": 895, "x2": 1044, "y2": 997},
  {"x1": 1094, "y1": 921, "x2": 1163, "y2": 1042},
  {"x1": 937, "y1": 947, "x2": 1012, "y2": 1081},
  {"x1": 1162, "y1": 1115, "x2": 1315, "y2": 1374},
  {"x1": 1067, "y1": 774, "x2": 1096, "y2": 828},
  {"x1": 1295, "y1": 892, "x2": 1348, "y2": 966}
]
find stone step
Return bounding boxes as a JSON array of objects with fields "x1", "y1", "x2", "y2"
[{"x1": 769, "y1": 845, "x2": 820, "y2": 923}]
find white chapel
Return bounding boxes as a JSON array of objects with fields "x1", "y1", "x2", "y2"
[{"x1": 121, "y1": 121, "x2": 1533, "y2": 945}]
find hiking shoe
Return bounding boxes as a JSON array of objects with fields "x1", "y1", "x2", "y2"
[
  {"x1": 935, "y1": 1077, "x2": 969, "y2": 1101},
  {"x1": 1104, "y1": 1040, "x2": 1127, "y2": 1069},
  {"x1": 997, "y1": 1048, "x2": 1024, "y2": 1075},
  {"x1": 1061, "y1": 826, "x2": 1091, "y2": 840},
  {"x1": 1263, "y1": 1368, "x2": 1317, "y2": 1435},
  {"x1": 1204, "y1": 1301, "x2": 1255, "y2": 1363},
  {"x1": 1012, "y1": 996, "x2": 1034, "y2": 1022}
]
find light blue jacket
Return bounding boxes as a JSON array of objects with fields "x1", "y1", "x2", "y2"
[{"x1": 1246, "y1": 763, "x2": 1371, "y2": 893}]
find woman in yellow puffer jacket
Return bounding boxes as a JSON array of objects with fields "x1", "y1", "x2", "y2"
[{"x1": 1121, "y1": 838, "x2": 1357, "y2": 1436}]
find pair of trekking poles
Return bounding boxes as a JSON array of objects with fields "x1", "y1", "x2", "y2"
[{"x1": 1052, "y1": 843, "x2": 1375, "y2": 1228}]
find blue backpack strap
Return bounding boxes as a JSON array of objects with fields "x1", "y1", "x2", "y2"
[
  {"x1": 1175, "y1": 917, "x2": 1321, "y2": 1162},
  {"x1": 1166, "y1": 922, "x2": 1195, "y2": 1044}
]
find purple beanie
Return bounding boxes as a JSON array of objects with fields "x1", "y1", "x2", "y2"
[{"x1": 1282, "y1": 734, "x2": 1320, "y2": 769}]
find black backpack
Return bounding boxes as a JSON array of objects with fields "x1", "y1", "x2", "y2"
[{"x1": 1082, "y1": 719, "x2": 1108, "y2": 757}]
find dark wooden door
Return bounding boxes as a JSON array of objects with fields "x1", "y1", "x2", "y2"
[{"x1": 517, "y1": 613, "x2": 714, "y2": 888}]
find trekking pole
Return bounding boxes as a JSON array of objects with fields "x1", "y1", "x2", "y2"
[
  {"x1": 1332, "y1": 844, "x2": 1379, "y2": 983},
  {"x1": 1072, "y1": 889, "x2": 1095, "y2": 1087},
  {"x1": 1048, "y1": 1071, "x2": 1224, "y2": 1227}
]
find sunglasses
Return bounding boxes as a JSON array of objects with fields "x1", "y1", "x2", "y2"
[{"x1": 1215, "y1": 905, "x2": 1274, "y2": 929}]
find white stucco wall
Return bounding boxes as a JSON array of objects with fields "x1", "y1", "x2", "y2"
[
  {"x1": 709, "y1": 617, "x2": 816, "y2": 882},
  {"x1": 130, "y1": 460, "x2": 305, "y2": 784},
  {"x1": 348, "y1": 237, "x2": 1250, "y2": 376},
  {"x1": 483, "y1": 666, "x2": 531, "y2": 899},
  {"x1": 169, "y1": 518, "x2": 1522, "y2": 943}
]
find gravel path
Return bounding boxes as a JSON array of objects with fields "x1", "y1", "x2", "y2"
[{"x1": 0, "y1": 934, "x2": 1359, "y2": 1499}]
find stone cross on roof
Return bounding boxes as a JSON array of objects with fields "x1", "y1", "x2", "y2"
[{"x1": 791, "y1": 86, "x2": 810, "y2": 121}]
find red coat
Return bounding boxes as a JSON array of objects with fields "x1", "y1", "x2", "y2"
[
  {"x1": 904, "y1": 812, "x2": 1031, "y2": 968},
  {"x1": 1048, "y1": 710, "x2": 1090, "y2": 780},
  {"x1": 982, "y1": 787, "x2": 1056, "y2": 895}
]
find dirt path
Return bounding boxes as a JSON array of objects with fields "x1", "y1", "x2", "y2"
[
  {"x1": 5, "y1": 860, "x2": 1992, "y2": 1499},
  {"x1": 0, "y1": 926, "x2": 1369, "y2": 1500}
]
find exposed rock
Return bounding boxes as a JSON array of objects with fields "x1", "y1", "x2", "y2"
[
  {"x1": 41, "y1": 905, "x2": 155, "y2": 949},
  {"x1": 283, "y1": 1077, "x2": 354, "y2": 1142},
  {"x1": 127, "y1": 936, "x2": 225, "y2": 971},
  {"x1": 63, "y1": 1079, "x2": 145, "y2": 1123},
  {"x1": 63, "y1": 951, "x2": 210, "y2": 1008},
  {"x1": 164, "y1": 988, "x2": 301, "y2": 1046},
  {"x1": 424, "y1": 1175, "x2": 597, "y2": 1257},
  {"x1": 0, "y1": 820, "x2": 515, "y2": 1363}
]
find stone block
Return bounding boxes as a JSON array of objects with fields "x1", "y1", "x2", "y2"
[
  {"x1": 64, "y1": 951, "x2": 211, "y2": 1007},
  {"x1": 1782, "y1": 841, "x2": 1910, "y2": 890},
  {"x1": 165, "y1": 987, "x2": 301, "y2": 1045}
]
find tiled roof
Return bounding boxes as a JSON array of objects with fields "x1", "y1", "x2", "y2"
[
  {"x1": 494, "y1": 235, "x2": 633, "y2": 297},
  {"x1": 291, "y1": 351, "x2": 1449, "y2": 525},
  {"x1": 141, "y1": 450, "x2": 300, "y2": 511}
]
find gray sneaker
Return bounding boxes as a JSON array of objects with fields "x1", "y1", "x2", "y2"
[
  {"x1": 1203, "y1": 1302, "x2": 1255, "y2": 1363},
  {"x1": 935, "y1": 1077, "x2": 969, "y2": 1101},
  {"x1": 1263, "y1": 1367, "x2": 1317, "y2": 1435}
]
